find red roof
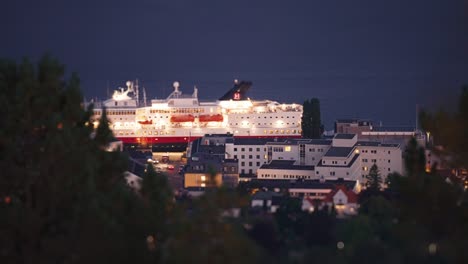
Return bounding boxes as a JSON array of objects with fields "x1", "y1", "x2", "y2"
[{"x1": 323, "y1": 185, "x2": 358, "y2": 204}]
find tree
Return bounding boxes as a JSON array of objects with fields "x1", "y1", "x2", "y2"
[
  {"x1": 0, "y1": 55, "x2": 143, "y2": 263},
  {"x1": 365, "y1": 164, "x2": 382, "y2": 191},
  {"x1": 302, "y1": 98, "x2": 323, "y2": 139},
  {"x1": 419, "y1": 86, "x2": 468, "y2": 168}
]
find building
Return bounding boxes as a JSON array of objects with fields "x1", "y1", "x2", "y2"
[
  {"x1": 302, "y1": 185, "x2": 359, "y2": 217},
  {"x1": 257, "y1": 160, "x2": 316, "y2": 180},
  {"x1": 224, "y1": 138, "x2": 274, "y2": 178},
  {"x1": 335, "y1": 119, "x2": 373, "y2": 135},
  {"x1": 185, "y1": 134, "x2": 240, "y2": 189}
]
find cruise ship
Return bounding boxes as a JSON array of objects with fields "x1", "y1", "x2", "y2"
[{"x1": 90, "y1": 80, "x2": 303, "y2": 145}]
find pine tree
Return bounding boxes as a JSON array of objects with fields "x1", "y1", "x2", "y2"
[
  {"x1": 365, "y1": 164, "x2": 382, "y2": 191},
  {"x1": 301, "y1": 98, "x2": 322, "y2": 139},
  {"x1": 0, "y1": 55, "x2": 139, "y2": 263}
]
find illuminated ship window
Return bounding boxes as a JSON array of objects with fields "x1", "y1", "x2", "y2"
[
  {"x1": 148, "y1": 131, "x2": 152, "y2": 135},
  {"x1": 154, "y1": 131, "x2": 158, "y2": 135}
]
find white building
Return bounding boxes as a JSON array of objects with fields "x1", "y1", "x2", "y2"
[
  {"x1": 224, "y1": 138, "x2": 273, "y2": 177},
  {"x1": 226, "y1": 133, "x2": 403, "y2": 185}
]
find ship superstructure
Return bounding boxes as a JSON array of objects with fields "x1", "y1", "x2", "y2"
[{"x1": 90, "y1": 80, "x2": 303, "y2": 145}]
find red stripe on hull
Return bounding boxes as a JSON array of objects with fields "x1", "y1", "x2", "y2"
[{"x1": 116, "y1": 135, "x2": 302, "y2": 144}]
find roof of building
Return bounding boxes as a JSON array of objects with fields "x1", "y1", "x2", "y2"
[
  {"x1": 335, "y1": 118, "x2": 359, "y2": 123},
  {"x1": 249, "y1": 178, "x2": 357, "y2": 190},
  {"x1": 233, "y1": 138, "x2": 280, "y2": 145},
  {"x1": 259, "y1": 160, "x2": 315, "y2": 171},
  {"x1": 356, "y1": 141, "x2": 400, "y2": 148},
  {"x1": 267, "y1": 138, "x2": 332, "y2": 146},
  {"x1": 323, "y1": 185, "x2": 359, "y2": 203},
  {"x1": 371, "y1": 126, "x2": 416, "y2": 132},
  {"x1": 127, "y1": 158, "x2": 146, "y2": 178},
  {"x1": 317, "y1": 153, "x2": 360, "y2": 168},
  {"x1": 252, "y1": 191, "x2": 283, "y2": 200},
  {"x1": 334, "y1": 133, "x2": 356, "y2": 139},
  {"x1": 324, "y1": 146, "x2": 354, "y2": 157}
]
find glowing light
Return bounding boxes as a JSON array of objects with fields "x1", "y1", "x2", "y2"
[
  {"x1": 201, "y1": 176, "x2": 206, "y2": 182},
  {"x1": 337, "y1": 241, "x2": 345, "y2": 250},
  {"x1": 428, "y1": 243, "x2": 437, "y2": 255}
]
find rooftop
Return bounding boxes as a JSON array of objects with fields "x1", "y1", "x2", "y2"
[
  {"x1": 356, "y1": 141, "x2": 400, "y2": 148},
  {"x1": 371, "y1": 126, "x2": 416, "y2": 132},
  {"x1": 233, "y1": 138, "x2": 280, "y2": 145},
  {"x1": 249, "y1": 178, "x2": 357, "y2": 190},
  {"x1": 267, "y1": 138, "x2": 332, "y2": 146},
  {"x1": 324, "y1": 146, "x2": 354, "y2": 157},
  {"x1": 259, "y1": 160, "x2": 315, "y2": 171},
  {"x1": 334, "y1": 133, "x2": 356, "y2": 140},
  {"x1": 318, "y1": 154, "x2": 360, "y2": 168}
]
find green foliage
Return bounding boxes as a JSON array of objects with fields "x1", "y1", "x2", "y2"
[
  {"x1": 365, "y1": 164, "x2": 382, "y2": 191},
  {"x1": 404, "y1": 137, "x2": 426, "y2": 178},
  {"x1": 94, "y1": 106, "x2": 114, "y2": 146},
  {"x1": 302, "y1": 98, "x2": 323, "y2": 139},
  {"x1": 419, "y1": 86, "x2": 468, "y2": 167}
]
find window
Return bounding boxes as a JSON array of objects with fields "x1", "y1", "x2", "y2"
[
  {"x1": 248, "y1": 162, "x2": 252, "y2": 166},
  {"x1": 241, "y1": 162, "x2": 245, "y2": 166},
  {"x1": 371, "y1": 159, "x2": 377, "y2": 163},
  {"x1": 256, "y1": 162, "x2": 260, "y2": 166},
  {"x1": 363, "y1": 159, "x2": 368, "y2": 162},
  {"x1": 248, "y1": 155, "x2": 253, "y2": 159},
  {"x1": 234, "y1": 155, "x2": 237, "y2": 159},
  {"x1": 241, "y1": 155, "x2": 245, "y2": 159},
  {"x1": 330, "y1": 171, "x2": 335, "y2": 176},
  {"x1": 388, "y1": 151, "x2": 391, "y2": 154},
  {"x1": 256, "y1": 155, "x2": 260, "y2": 159},
  {"x1": 285, "y1": 146, "x2": 291, "y2": 152},
  {"x1": 241, "y1": 148, "x2": 245, "y2": 151},
  {"x1": 388, "y1": 160, "x2": 391, "y2": 163},
  {"x1": 234, "y1": 148, "x2": 237, "y2": 151},
  {"x1": 249, "y1": 148, "x2": 252, "y2": 151},
  {"x1": 256, "y1": 148, "x2": 260, "y2": 151}
]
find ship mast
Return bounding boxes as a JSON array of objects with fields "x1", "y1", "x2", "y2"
[
  {"x1": 135, "y1": 79, "x2": 140, "y2": 106},
  {"x1": 143, "y1": 87, "x2": 147, "y2": 107}
]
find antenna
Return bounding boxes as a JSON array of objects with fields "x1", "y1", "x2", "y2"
[
  {"x1": 106, "y1": 80, "x2": 110, "y2": 98},
  {"x1": 143, "y1": 87, "x2": 147, "y2": 107},
  {"x1": 415, "y1": 104, "x2": 419, "y2": 131},
  {"x1": 135, "y1": 79, "x2": 139, "y2": 106}
]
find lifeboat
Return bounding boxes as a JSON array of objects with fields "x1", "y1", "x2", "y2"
[
  {"x1": 170, "y1": 115, "x2": 195, "y2": 123},
  {"x1": 138, "y1": 120, "x2": 153, "y2": 125},
  {"x1": 199, "y1": 114, "x2": 223, "y2": 122}
]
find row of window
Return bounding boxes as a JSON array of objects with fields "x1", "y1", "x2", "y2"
[
  {"x1": 230, "y1": 122, "x2": 296, "y2": 126},
  {"x1": 362, "y1": 159, "x2": 391, "y2": 163},
  {"x1": 259, "y1": 174, "x2": 313, "y2": 179},
  {"x1": 233, "y1": 116, "x2": 296, "y2": 119},
  {"x1": 116, "y1": 130, "x2": 175, "y2": 136},
  {"x1": 323, "y1": 160, "x2": 347, "y2": 165},
  {"x1": 362, "y1": 166, "x2": 391, "y2": 172},
  {"x1": 94, "y1": 110, "x2": 136, "y2": 116},
  {"x1": 149, "y1": 108, "x2": 206, "y2": 114},
  {"x1": 235, "y1": 155, "x2": 265, "y2": 160},
  {"x1": 234, "y1": 147, "x2": 265, "y2": 152},
  {"x1": 240, "y1": 161, "x2": 262, "y2": 166},
  {"x1": 361, "y1": 149, "x2": 391, "y2": 154},
  {"x1": 309, "y1": 148, "x2": 325, "y2": 152}
]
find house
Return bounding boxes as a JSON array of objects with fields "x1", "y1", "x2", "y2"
[
  {"x1": 251, "y1": 191, "x2": 283, "y2": 213},
  {"x1": 323, "y1": 185, "x2": 359, "y2": 217}
]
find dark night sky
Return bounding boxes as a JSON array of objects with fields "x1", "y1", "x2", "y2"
[{"x1": 2, "y1": 0, "x2": 467, "y2": 129}]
